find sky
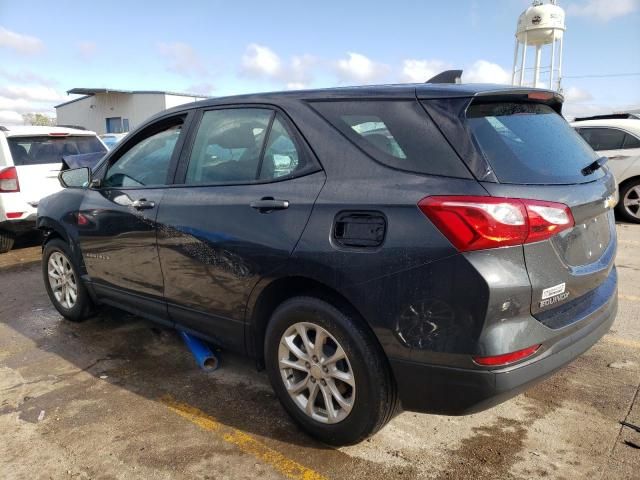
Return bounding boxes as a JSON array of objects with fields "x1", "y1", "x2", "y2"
[{"x1": 0, "y1": 0, "x2": 638, "y2": 124}]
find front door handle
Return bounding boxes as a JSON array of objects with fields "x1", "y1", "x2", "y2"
[
  {"x1": 250, "y1": 197, "x2": 289, "y2": 213},
  {"x1": 131, "y1": 199, "x2": 156, "y2": 210}
]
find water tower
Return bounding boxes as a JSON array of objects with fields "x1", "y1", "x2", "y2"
[{"x1": 512, "y1": 0, "x2": 566, "y2": 91}]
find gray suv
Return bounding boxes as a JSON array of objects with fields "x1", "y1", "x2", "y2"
[{"x1": 37, "y1": 83, "x2": 617, "y2": 445}]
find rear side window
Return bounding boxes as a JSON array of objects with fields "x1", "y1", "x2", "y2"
[
  {"x1": 8, "y1": 135, "x2": 107, "y2": 166},
  {"x1": 467, "y1": 103, "x2": 601, "y2": 184},
  {"x1": 310, "y1": 100, "x2": 470, "y2": 178},
  {"x1": 623, "y1": 133, "x2": 640, "y2": 149},
  {"x1": 576, "y1": 128, "x2": 625, "y2": 151}
]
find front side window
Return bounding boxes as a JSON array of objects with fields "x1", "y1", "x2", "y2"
[
  {"x1": 104, "y1": 122, "x2": 182, "y2": 188},
  {"x1": 8, "y1": 136, "x2": 107, "y2": 166},
  {"x1": 577, "y1": 128, "x2": 625, "y2": 151}
]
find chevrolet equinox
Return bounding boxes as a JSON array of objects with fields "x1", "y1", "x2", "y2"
[{"x1": 37, "y1": 83, "x2": 618, "y2": 445}]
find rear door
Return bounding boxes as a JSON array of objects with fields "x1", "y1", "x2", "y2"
[
  {"x1": 156, "y1": 107, "x2": 325, "y2": 350},
  {"x1": 77, "y1": 114, "x2": 190, "y2": 325},
  {"x1": 462, "y1": 101, "x2": 617, "y2": 322},
  {"x1": 7, "y1": 134, "x2": 106, "y2": 206}
]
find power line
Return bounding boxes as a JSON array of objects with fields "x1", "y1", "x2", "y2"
[{"x1": 563, "y1": 72, "x2": 640, "y2": 79}]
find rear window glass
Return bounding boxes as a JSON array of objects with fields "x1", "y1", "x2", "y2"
[
  {"x1": 8, "y1": 135, "x2": 107, "y2": 166},
  {"x1": 311, "y1": 100, "x2": 470, "y2": 178},
  {"x1": 467, "y1": 103, "x2": 601, "y2": 184}
]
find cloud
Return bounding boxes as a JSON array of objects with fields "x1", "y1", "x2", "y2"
[
  {"x1": 0, "y1": 26, "x2": 44, "y2": 55},
  {"x1": 240, "y1": 44, "x2": 316, "y2": 87},
  {"x1": 463, "y1": 60, "x2": 511, "y2": 84},
  {"x1": 335, "y1": 52, "x2": 389, "y2": 84},
  {"x1": 566, "y1": 0, "x2": 638, "y2": 22},
  {"x1": 242, "y1": 44, "x2": 282, "y2": 78},
  {"x1": 286, "y1": 82, "x2": 307, "y2": 90},
  {"x1": 0, "y1": 69, "x2": 57, "y2": 86},
  {"x1": 187, "y1": 82, "x2": 216, "y2": 96},
  {"x1": 0, "y1": 110, "x2": 24, "y2": 125},
  {"x1": 563, "y1": 86, "x2": 594, "y2": 103},
  {"x1": 77, "y1": 41, "x2": 97, "y2": 59},
  {"x1": 0, "y1": 85, "x2": 64, "y2": 102},
  {"x1": 400, "y1": 59, "x2": 450, "y2": 83},
  {"x1": 158, "y1": 42, "x2": 206, "y2": 76}
]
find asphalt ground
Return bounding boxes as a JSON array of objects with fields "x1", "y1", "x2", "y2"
[{"x1": 0, "y1": 223, "x2": 638, "y2": 479}]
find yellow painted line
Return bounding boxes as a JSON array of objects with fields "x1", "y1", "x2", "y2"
[
  {"x1": 603, "y1": 335, "x2": 640, "y2": 350},
  {"x1": 160, "y1": 395, "x2": 327, "y2": 480},
  {"x1": 619, "y1": 294, "x2": 640, "y2": 303}
]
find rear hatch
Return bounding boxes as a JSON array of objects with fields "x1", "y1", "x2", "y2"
[
  {"x1": 7, "y1": 134, "x2": 107, "y2": 206},
  {"x1": 421, "y1": 91, "x2": 617, "y2": 326}
]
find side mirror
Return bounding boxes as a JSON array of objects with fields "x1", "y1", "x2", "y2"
[{"x1": 58, "y1": 167, "x2": 91, "y2": 189}]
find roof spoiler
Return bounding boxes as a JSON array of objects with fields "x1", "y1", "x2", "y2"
[{"x1": 426, "y1": 70, "x2": 463, "y2": 84}]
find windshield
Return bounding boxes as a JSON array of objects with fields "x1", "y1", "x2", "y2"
[
  {"x1": 466, "y1": 102, "x2": 602, "y2": 184},
  {"x1": 8, "y1": 135, "x2": 107, "y2": 166}
]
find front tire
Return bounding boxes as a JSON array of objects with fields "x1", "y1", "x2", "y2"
[
  {"x1": 616, "y1": 178, "x2": 640, "y2": 224},
  {"x1": 265, "y1": 296, "x2": 397, "y2": 445},
  {"x1": 42, "y1": 239, "x2": 94, "y2": 322},
  {"x1": 0, "y1": 231, "x2": 15, "y2": 253}
]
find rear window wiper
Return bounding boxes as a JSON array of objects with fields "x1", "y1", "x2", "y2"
[{"x1": 581, "y1": 156, "x2": 608, "y2": 176}]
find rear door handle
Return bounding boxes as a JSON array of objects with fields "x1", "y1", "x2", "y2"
[
  {"x1": 608, "y1": 155, "x2": 629, "y2": 160},
  {"x1": 131, "y1": 199, "x2": 156, "y2": 210},
  {"x1": 250, "y1": 197, "x2": 289, "y2": 212}
]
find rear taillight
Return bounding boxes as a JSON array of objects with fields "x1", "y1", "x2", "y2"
[
  {"x1": 418, "y1": 196, "x2": 574, "y2": 252},
  {"x1": 473, "y1": 344, "x2": 541, "y2": 366},
  {"x1": 0, "y1": 167, "x2": 20, "y2": 193}
]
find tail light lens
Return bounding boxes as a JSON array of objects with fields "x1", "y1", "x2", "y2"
[
  {"x1": 473, "y1": 344, "x2": 541, "y2": 366},
  {"x1": 418, "y1": 196, "x2": 574, "y2": 252},
  {"x1": 0, "y1": 167, "x2": 20, "y2": 193}
]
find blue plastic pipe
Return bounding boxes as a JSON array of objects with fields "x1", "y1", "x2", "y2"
[{"x1": 179, "y1": 331, "x2": 219, "y2": 370}]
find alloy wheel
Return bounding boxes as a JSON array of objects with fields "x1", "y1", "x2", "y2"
[
  {"x1": 278, "y1": 322, "x2": 355, "y2": 424},
  {"x1": 623, "y1": 185, "x2": 640, "y2": 220},
  {"x1": 48, "y1": 252, "x2": 78, "y2": 309}
]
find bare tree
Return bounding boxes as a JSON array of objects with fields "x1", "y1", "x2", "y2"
[{"x1": 22, "y1": 113, "x2": 56, "y2": 126}]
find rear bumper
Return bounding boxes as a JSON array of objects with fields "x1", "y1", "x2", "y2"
[
  {"x1": 0, "y1": 214, "x2": 37, "y2": 235},
  {"x1": 390, "y1": 286, "x2": 617, "y2": 415}
]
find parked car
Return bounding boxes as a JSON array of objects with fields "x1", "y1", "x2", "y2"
[
  {"x1": 100, "y1": 133, "x2": 127, "y2": 150},
  {"x1": 571, "y1": 117, "x2": 640, "y2": 223},
  {"x1": 37, "y1": 84, "x2": 618, "y2": 445},
  {"x1": 0, "y1": 126, "x2": 107, "y2": 252}
]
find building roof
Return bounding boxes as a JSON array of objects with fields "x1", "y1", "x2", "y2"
[{"x1": 55, "y1": 88, "x2": 208, "y2": 108}]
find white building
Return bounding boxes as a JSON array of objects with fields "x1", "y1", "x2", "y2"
[{"x1": 55, "y1": 88, "x2": 208, "y2": 134}]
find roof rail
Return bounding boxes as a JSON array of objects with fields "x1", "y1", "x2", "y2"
[
  {"x1": 56, "y1": 124, "x2": 87, "y2": 130},
  {"x1": 574, "y1": 113, "x2": 640, "y2": 121},
  {"x1": 426, "y1": 70, "x2": 463, "y2": 84}
]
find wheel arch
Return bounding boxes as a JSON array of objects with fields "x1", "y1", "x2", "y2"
[{"x1": 245, "y1": 275, "x2": 384, "y2": 370}]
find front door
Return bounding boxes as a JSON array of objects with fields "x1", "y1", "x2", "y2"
[
  {"x1": 156, "y1": 108, "x2": 325, "y2": 350},
  {"x1": 78, "y1": 115, "x2": 189, "y2": 325}
]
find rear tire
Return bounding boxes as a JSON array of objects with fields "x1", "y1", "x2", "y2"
[
  {"x1": 616, "y1": 178, "x2": 640, "y2": 224},
  {"x1": 265, "y1": 296, "x2": 397, "y2": 445},
  {"x1": 42, "y1": 239, "x2": 95, "y2": 322},
  {"x1": 0, "y1": 231, "x2": 15, "y2": 253}
]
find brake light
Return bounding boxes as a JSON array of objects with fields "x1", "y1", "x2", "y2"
[
  {"x1": 473, "y1": 344, "x2": 541, "y2": 366},
  {"x1": 528, "y1": 91, "x2": 554, "y2": 101},
  {"x1": 6, "y1": 212, "x2": 24, "y2": 219},
  {"x1": 0, "y1": 167, "x2": 20, "y2": 192},
  {"x1": 418, "y1": 196, "x2": 574, "y2": 252},
  {"x1": 48, "y1": 132, "x2": 70, "y2": 136}
]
